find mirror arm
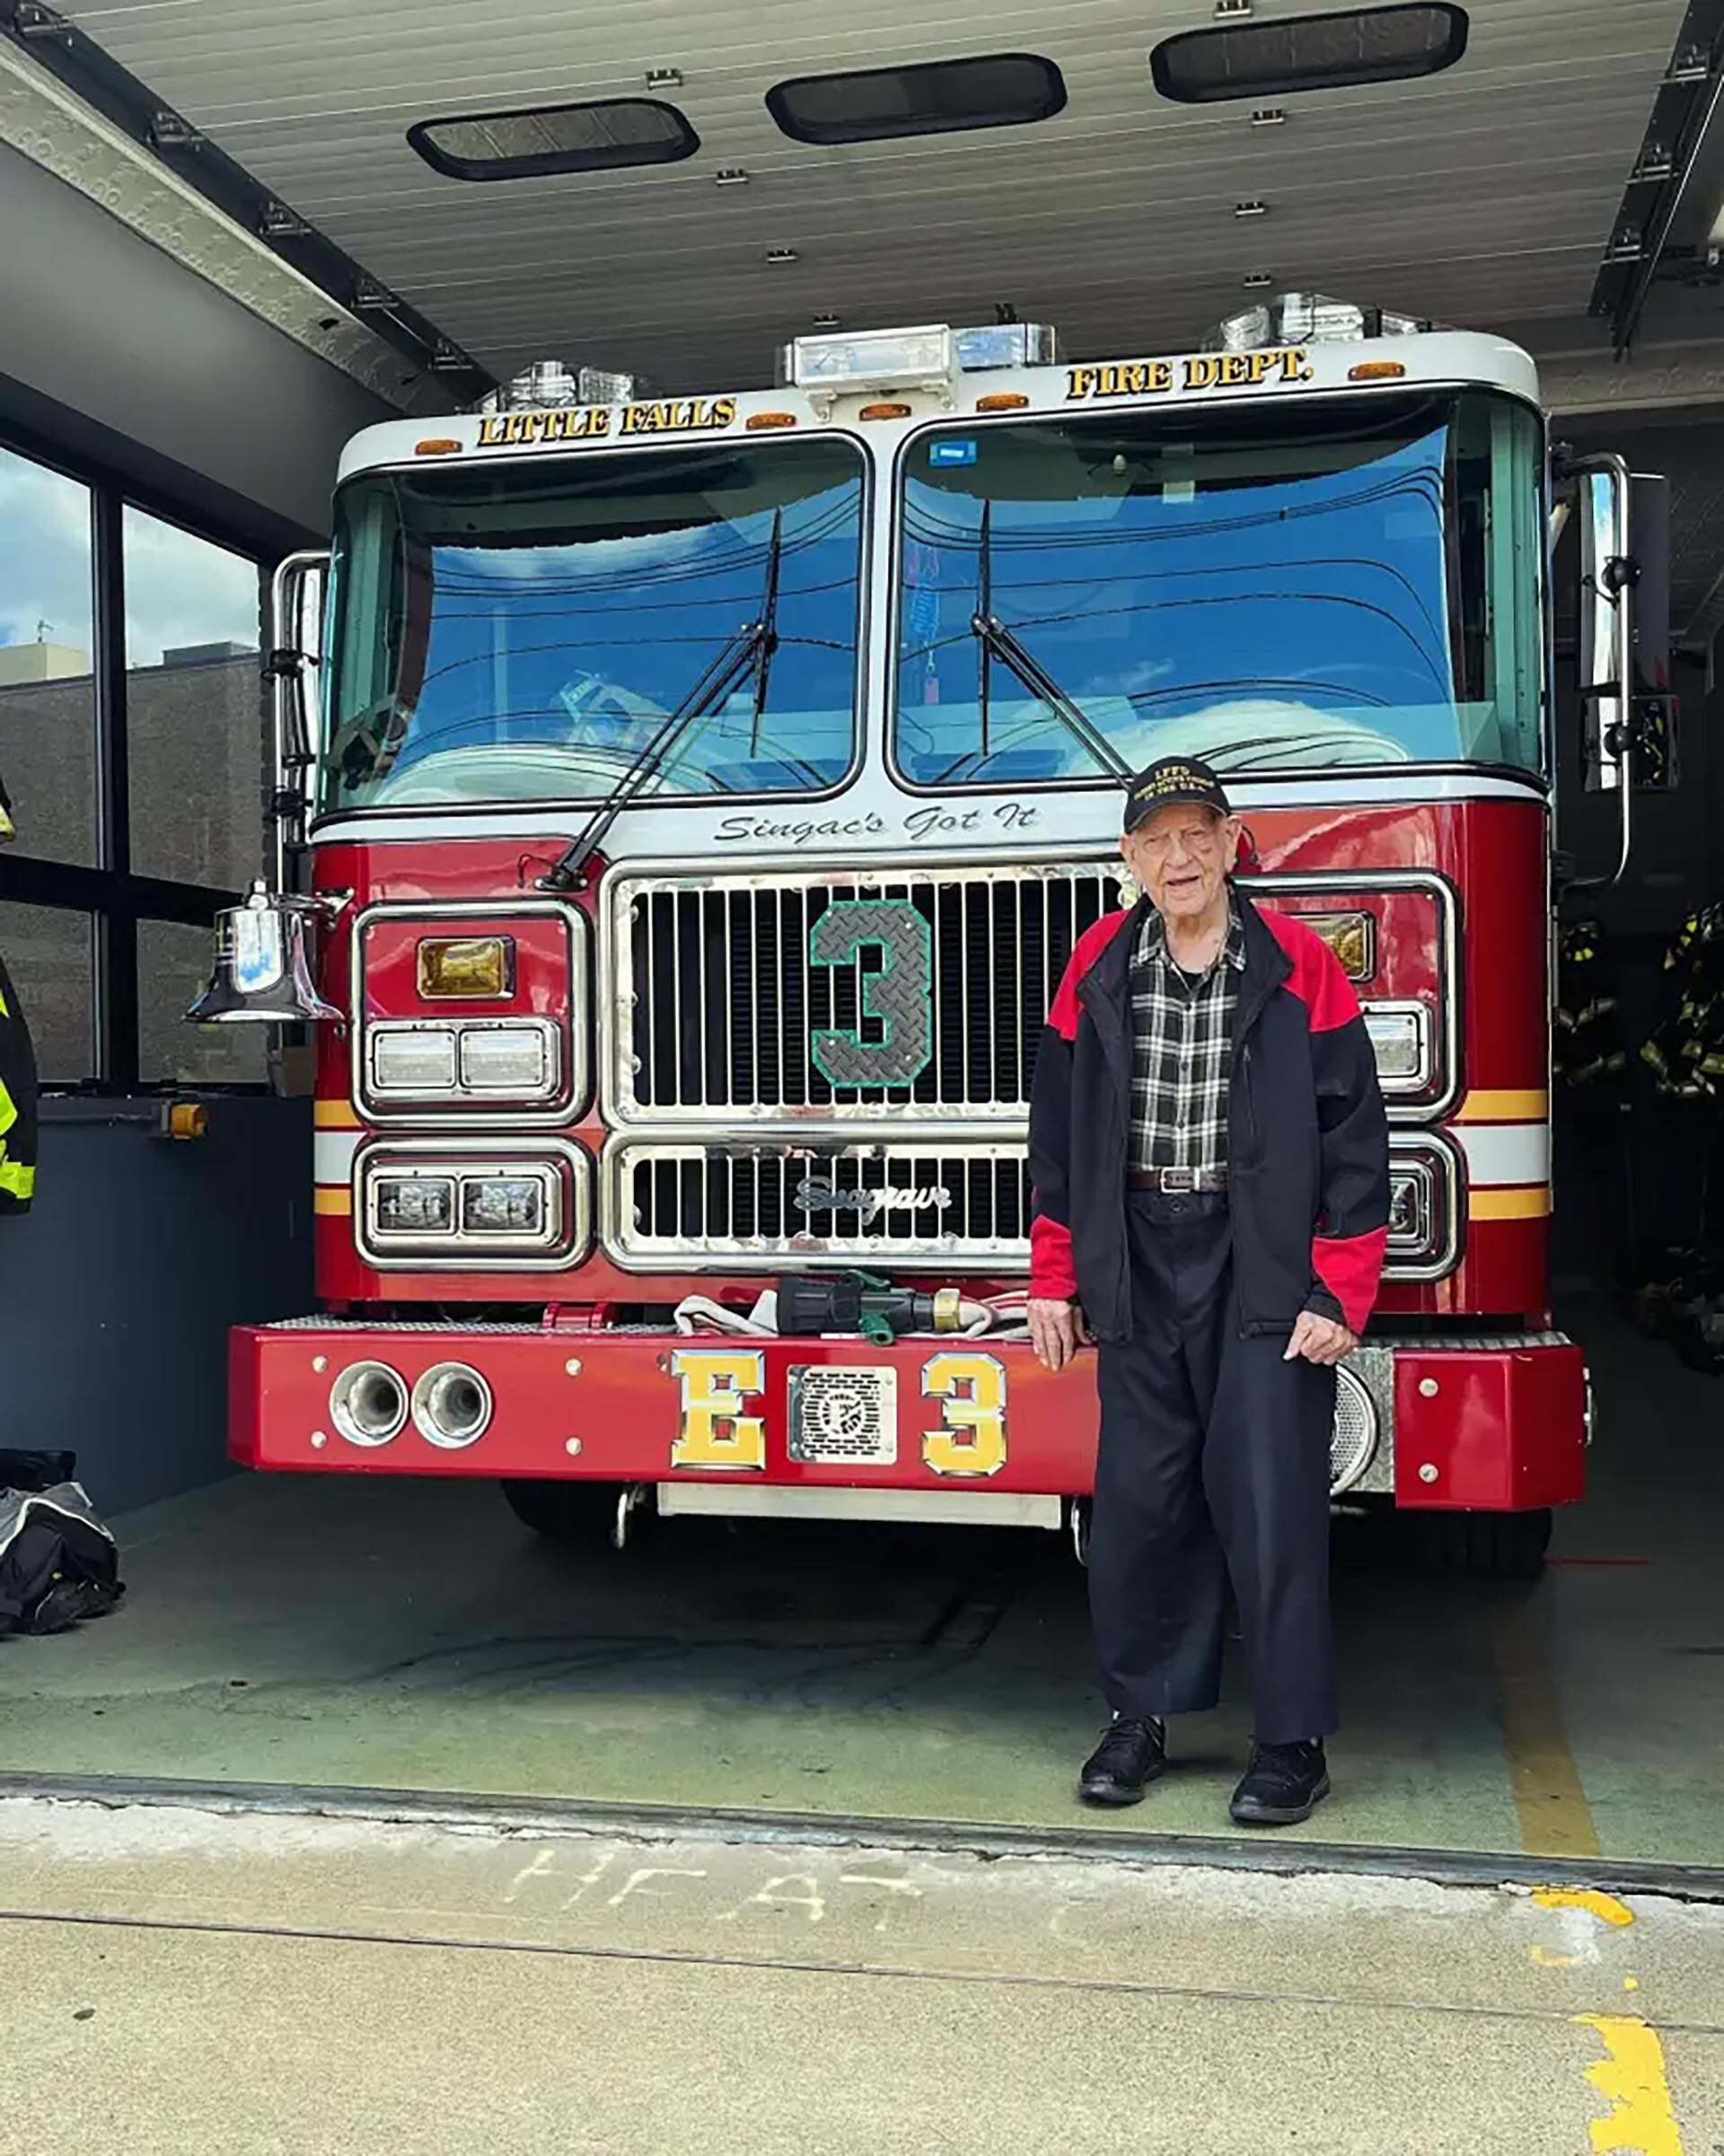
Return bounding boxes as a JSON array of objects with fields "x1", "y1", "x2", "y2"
[{"x1": 265, "y1": 550, "x2": 330, "y2": 891}]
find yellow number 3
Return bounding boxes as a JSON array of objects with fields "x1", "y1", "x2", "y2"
[
  {"x1": 670, "y1": 1349, "x2": 767, "y2": 1472},
  {"x1": 922, "y1": 1352, "x2": 1007, "y2": 1478}
]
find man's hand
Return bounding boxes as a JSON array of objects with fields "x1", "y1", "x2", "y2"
[
  {"x1": 1027, "y1": 1297, "x2": 1091, "y2": 1372},
  {"x1": 1285, "y1": 1309, "x2": 1357, "y2": 1366}
]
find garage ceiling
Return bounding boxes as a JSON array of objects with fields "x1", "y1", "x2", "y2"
[{"x1": 48, "y1": 0, "x2": 1693, "y2": 392}]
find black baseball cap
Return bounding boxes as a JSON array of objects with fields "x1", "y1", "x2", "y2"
[{"x1": 1121, "y1": 755, "x2": 1231, "y2": 832}]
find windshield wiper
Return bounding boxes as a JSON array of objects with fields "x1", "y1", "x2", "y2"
[
  {"x1": 541, "y1": 513, "x2": 787, "y2": 893},
  {"x1": 965, "y1": 490, "x2": 1130, "y2": 783},
  {"x1": 969, "y1": 612, "x2": 1131, "y2": 782}
]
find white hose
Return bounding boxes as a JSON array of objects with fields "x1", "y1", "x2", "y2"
[{"x1": 672, "y1": 1290, "x2": 779, "y2": 1335}]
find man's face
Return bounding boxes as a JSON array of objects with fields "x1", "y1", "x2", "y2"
[{"x1": 1121, "y1": 802, "x2": 1238, "y2": 921}]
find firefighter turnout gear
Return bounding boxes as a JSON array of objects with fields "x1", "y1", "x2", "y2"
[{"x1": 0, "y1": 948, "x2": 40, "y2": 1215}]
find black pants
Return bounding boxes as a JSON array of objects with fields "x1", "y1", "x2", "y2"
[{"x1": 1089, "y1": 1190, "x2": 1339, "y2": 1744}]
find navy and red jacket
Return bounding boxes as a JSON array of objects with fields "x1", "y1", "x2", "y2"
[{"x1": 1027, "y1": 886, "x2": 1390, "y2": 1341}]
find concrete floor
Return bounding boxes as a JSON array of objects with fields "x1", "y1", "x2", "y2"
[
  {"x1": 0, "y1": 1306, "x2": 1719, "y2": 1869},
  {"x1": 2, "y1": 1795, "x2": 1720, "y2": 2153}
]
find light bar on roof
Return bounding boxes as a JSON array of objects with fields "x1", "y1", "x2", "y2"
[
  {"x1": 954, "y1": 322, "x2": 1059, "y2": 370},
  {"x1": 784, "y1": 324, "x2": 956, "y2": 395}
]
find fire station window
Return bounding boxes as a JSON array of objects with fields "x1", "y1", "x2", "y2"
[
  {"x1": 0, "y1": 446, "x2": 99, "y2": 867},
  {"x1": 1151, "y1": 4, "x2": 1469, "y2": 103},
  {"x1": 0, "y1": 902, "x2": 94, "y2": 1084},
  {"x1": 137, "y1": 917, "x2": 266, "y2": 1087},
  {"x1": 123, "y1": 506, "x2": 265, "y2": 891},
  {"x1": 766, "y1": 54, "x2": 1068, "y2": 144}
]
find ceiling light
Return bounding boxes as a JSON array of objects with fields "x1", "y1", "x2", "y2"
[
  {"x1": 1234, "y1": 199, "x2": 1270, "y2": 218},
  {"x1": 716, "y1": 167, "x2": 751, "y2": 186},
  {"x1": 766, "y1": 53, "x2": 1067, "y2": 145},
  {"x1": 765, "y1": 247, "x2": 799, "y2": 265},
  {"x1": 646, "y1": 66, "x2": 683, "y2": 89},
  {"x1": 1154, "y1": 4, "x2": 1470, "y2": 106},
  {"x1": 813, "y1": 311, "x2": 840, "y2": 330},
  {"x1": 408, "y1": 98, "x2": 699, "y2": 181},
  {"x1": 1250, "y1": 106, "x2": 1287, "y2": 127},
  {"x1": 1241, "y1": 271, "x2": 1273, "y2": 288}
]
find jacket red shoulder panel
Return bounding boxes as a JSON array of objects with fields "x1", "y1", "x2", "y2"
[
  {"x1": 1048, "y1": 908, "x2": 1134, "y2": 1042},
  {"x1": 1261, "y1": 909, "x2": 1360, "y2": 1034}
]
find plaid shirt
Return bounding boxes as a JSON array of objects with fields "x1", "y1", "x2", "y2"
[{"x1": 1129, "y1": 901, "x2": 1247, "y2": 1173}]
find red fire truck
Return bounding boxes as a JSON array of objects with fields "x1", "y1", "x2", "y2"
[{"x1": 204, "y1": 295, "x2": 1659, "y2": 1579}]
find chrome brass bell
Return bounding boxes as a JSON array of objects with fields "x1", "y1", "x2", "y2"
[{"x1": 186, "y1": 881, "x2": 340, "y2": 1025}]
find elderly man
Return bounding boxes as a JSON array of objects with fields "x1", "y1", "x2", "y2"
[{"x1": 1027, "y1": 755, "x2": 1389, "y2": 1825}]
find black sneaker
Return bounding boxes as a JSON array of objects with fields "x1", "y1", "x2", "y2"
[
  {"x1": 1229, "y1": 1739, "x2": 1331, "y2": 1826},
  {"x1": 1078, "y1": 1715, "x2": 1166, "y2": 1806}
]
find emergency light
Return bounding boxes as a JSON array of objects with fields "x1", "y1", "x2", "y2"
[
  {"x1": 1206, "y1": 291, "x2": 1432, "y2": 352},
  {"x1": 780, "y1": 320, "x2": 1058, "y2": 395}
]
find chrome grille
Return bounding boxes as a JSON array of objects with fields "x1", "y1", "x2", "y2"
[
  {"x1": 604, "y1": 1138, "x2": 1031, "y2": 1270},
  {"x1": 605, "y1": 862, "x2": 1126, "y2": 1123}
]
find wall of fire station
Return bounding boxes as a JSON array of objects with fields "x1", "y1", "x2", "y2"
[{"x1": 0, "y1": 144, "x2": 400, "y2": 1512}]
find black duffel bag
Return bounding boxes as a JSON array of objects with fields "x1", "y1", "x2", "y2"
[{"x1": 0, "y1": 1449, "x2": 123, "y2": 1637}]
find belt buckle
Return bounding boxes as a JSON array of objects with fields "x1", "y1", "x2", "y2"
[{"x1": 1161, "y1": 1167, "x2": 1195, "y2": 1193}]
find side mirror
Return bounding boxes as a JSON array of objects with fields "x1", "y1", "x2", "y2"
[
  {"x1": 1574, "y1": 455, "x2": 1633, "y2": 794},
  {"x1": 265, "y1": 549, "x2": 330, "y2": 886},
  {"x1": 1564, "y1": 456, "x2": 1672, "y2": 886}
]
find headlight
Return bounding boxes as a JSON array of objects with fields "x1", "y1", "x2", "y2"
[
  {"x1": 356, "y1": 1149, "x2": 578, "y2": 1266},
  {"x1": 462, "y1": 1175, "x2": 547, "y2": 1234},
  {"x1": 1385, "y1": 1141, "x2": 1459, "y2": 1278},
  {"x1": 371, "y1": 1026, "x2": 457, "y2": 1092},
  {"x1": 374, "y1": 1175, "x2": 456, "y2": 1235},
  {"x1": 1362, "y1": 1004, "x2": 1431, "y2": 1089},
  {"x1": 459, "y1": 1024, "x2": 553, "y2": 1093},
  {"x1": 1388, "y1": 1165, "x2": 1433, "y2": 1252}
]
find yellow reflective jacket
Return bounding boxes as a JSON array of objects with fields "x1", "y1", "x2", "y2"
[{"x1": 0, "y1": 949, "x2": 39, "y2": 1215}]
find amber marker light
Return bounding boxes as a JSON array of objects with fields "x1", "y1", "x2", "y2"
[
  {"x1": 977, "y1": 392, "x2": 1031, "y2": 411},
  {"x1": 415, "y1": 438, "x2": 463, "y2": 455},
  {"x1": 1299, "y1": 911, "x2": 1377, "y2": 982},
  {"x1": 858, "y1": 402, "x2": 913, "y2": 420},
  {"x1": 1348, "y1": 361, "x2": 1406, "y2": 382},
  {"x1": 746, "y1": 411, "x2": 800, "y2": 430},
  {"x1": 418, "y1": 936, "x2": 515, "y2": 999}
]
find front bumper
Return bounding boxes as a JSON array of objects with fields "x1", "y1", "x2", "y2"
[{"x1": 233, "y1": 1322, "x2": 1588, "y2": 1511}]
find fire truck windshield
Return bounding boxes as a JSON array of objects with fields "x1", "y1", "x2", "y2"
[
  {"x1": 321, "y1": 437, "x2": 865, "y2": 812},
  {"x1": 895, "y1": 388, "x2": 1544, "y2": 788}
]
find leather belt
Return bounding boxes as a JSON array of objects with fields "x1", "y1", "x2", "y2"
[{"x1": 1127, "y1": 1166, "x2": 1229, "y2": 1193}]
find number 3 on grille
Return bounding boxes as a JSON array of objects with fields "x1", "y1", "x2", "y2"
[
  {"x1": 922, "y1": 1352, "x2": 1007, "y2": 1478},
  {"x1": 808, "y1": 899, "x2": 933, "y2": 1088}
]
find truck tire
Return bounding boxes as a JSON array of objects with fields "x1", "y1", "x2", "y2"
[
  {"x1": 1416, "y1": 1508, "x2": 1552, "y2": 1580},
  {"x1": 500, "y1": 1478, "x2": 623, "y2": 1543}
]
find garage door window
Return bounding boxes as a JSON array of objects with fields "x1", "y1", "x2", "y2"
[
  {"x1": 0, "y1": 434, "x2": 270, "y2": 1091},
  {"x1": 0, "y1": 446, "x2": 98, "y2": 867}
]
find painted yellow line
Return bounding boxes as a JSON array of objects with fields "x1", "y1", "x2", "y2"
[
  {"x1": 1490, "y1": 1597, "x2": 1601, "y2": 1859},
  {"x1": 1454, "y1": 1089, "x2": 1550, "y2": 1123},
  {"x1": 312, "y1": 1188, "x2": 353, "y2": 1217},
  {"x1": 1575, "y1": 2016, "x2": 1686, "y2": 2154},
  {"x1": 1472, "y1": 1185, "x2": 1552, "y2": 1221},
  {"x1": 1535, "y1": 1888, "x2": 1634, "y2": 1929},
  {"x1": 313, "y1": 1100, "x2": 363, "y2": 1130}
]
